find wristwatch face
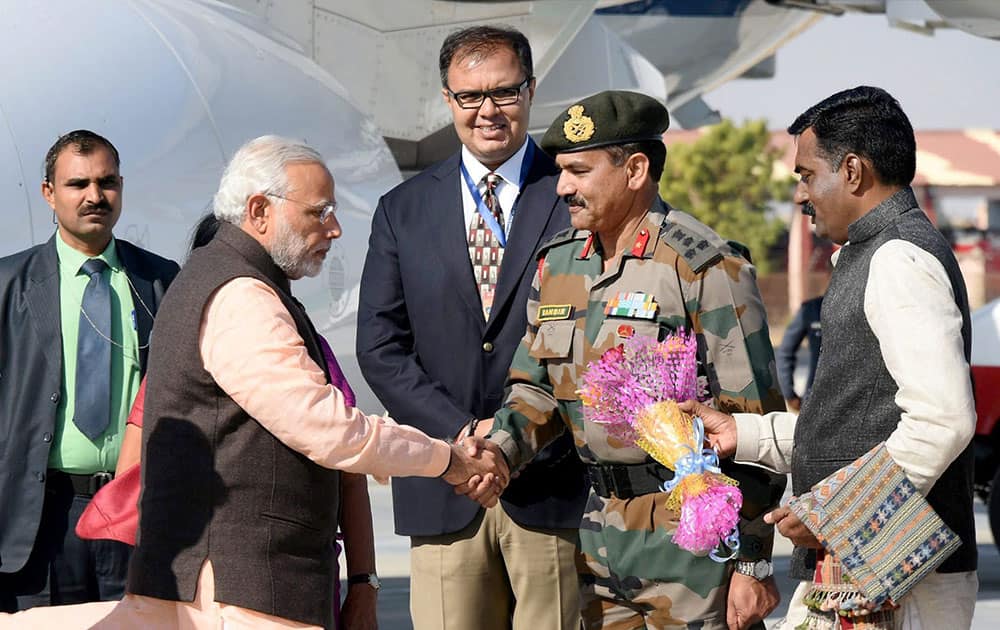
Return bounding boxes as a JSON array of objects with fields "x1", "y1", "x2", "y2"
[
  {"x1": 752, "y1": 560, "x2": 772, "y2": 580},
  {"x1": 349, "y1": 573, "x2": 381, "y2": 591}
]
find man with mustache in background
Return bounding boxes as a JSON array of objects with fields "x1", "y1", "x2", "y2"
[{"x1": 0, "y1": 130, "x2": 180, "y2": 611}]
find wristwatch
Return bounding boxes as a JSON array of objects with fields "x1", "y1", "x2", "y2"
[
  {"x1": 347, "y1": 573, "x2": 381, "y2": 591},
  {"x1": 734, "y1": 559, "x2": 773, "y2": 580}
]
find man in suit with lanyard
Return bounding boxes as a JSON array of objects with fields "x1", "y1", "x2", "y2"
[
  {"x1": 357, "y1": 25, "x2": 588, "y2": 630},
  {"x1": 0, "y1": 130, "x2": 179, "y2": 611}
]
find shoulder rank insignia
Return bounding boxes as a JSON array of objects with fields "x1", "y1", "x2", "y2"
[
  {"x1": 660, "y1": 210, "x2": 726, "y2": 274},
  {"x1": 563, "y1": 105, "x2": 595, "y2": 143},
  {"x1": 537, "y1": 304, "x2": 573, "y2": 322}
]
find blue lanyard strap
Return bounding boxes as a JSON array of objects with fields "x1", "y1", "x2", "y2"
[{"x1": 459, "y1": 140, "x2": 535, "y2": 248}]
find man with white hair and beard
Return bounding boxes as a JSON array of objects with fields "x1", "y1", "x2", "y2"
[{"x1": 0, "y1": 135, "x2": 509, "y2": 630}]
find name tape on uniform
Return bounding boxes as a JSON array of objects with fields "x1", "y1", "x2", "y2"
[{"x1": 537, "y1": 304, "x2": 573, "y2": 322}]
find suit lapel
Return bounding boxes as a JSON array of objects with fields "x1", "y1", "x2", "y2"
[
  {"x1": 24, "y1": 237, "x2": 63, "y2": 371},
  {"x1": 427, "y1": 154, "x2": 485, "y2": 322},
  {"x1": 117, "y1": 240, "x2": 157, "y2": 372},
  {"x1": 488, "y1": 149, "x2": 559, "y2": 328}
]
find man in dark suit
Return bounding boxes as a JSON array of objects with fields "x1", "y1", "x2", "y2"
[
  {"x1": 0, "y1": 130, "x2": 179, "y2": 611},
  {"x1": 357, "y1": 25, "x2": 588, "y2": 630},
  {"x1": 776, "y1": 294, "x2": 823, "y2": 411}
]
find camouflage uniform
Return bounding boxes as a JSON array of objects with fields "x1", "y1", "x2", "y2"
[{"x1": 491, "y1": 199, "x2": 786, "y2": 630}]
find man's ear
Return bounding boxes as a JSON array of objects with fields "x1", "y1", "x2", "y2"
[
  {"x1": 843, "y1": 153, "x2": 864, "y2": 192},
  {"x1": 625, "y1": 153, "x2": 650, "y2": 191},
  {"x1": 246, "y1": 193, "x2": 271, "y2": 234},
  {"x1": 41, "y1": 180, "x2": 55, "y2": 210}
]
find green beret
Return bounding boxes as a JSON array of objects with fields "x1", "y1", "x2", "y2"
[{"x1": 540, "y1": 90, "x2": 669, "y2": 155}]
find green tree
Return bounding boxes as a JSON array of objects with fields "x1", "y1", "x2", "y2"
[{"x1": 659, "y1": 119, "x2": 791, "y2": 274}]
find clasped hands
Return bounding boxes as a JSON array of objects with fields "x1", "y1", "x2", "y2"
[
  {"x1": 440, "y1": 418, "x2": 510, "y2": 507},
  {"x1": 678, "y1": 400, "x2": 821, "y2": 550}
]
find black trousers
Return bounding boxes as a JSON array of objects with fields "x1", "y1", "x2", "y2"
[{"x1": 0, "y1": 472, "x2": 131, "y2": 612}]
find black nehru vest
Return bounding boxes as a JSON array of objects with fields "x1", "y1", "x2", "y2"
[
  {"x1": 790, "y1": 188, "x2": 976, "y2": 580},
  {"x1": 127, "y1": 223, "x2": 341, "y2": 627}
]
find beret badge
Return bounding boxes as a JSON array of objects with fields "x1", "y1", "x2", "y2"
[{"x1": 563, "y1": 105, "x2": 595, "y2": 143}]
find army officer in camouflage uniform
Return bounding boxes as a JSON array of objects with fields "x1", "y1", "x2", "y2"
[{"x1": 476, "y1": 91, "x2": 787, "y2": 630}]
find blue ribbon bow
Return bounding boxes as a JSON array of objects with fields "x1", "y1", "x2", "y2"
[{"x1": 660, "y1": 415, "x2": 741, "y2": 563}]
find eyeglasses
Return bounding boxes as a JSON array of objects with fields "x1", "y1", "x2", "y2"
[
  {"x1": 265, "y1": 193, "x2": 338, "y2": 224},
  {"x1": 446, "y1": 77, "x2": 532, "y2": 110}
]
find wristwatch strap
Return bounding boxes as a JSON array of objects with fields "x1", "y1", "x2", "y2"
[
  {"x1": 347, "y1": 573, "x2": 381, "y2": 591},
  {"x1": 734, "y1": 559, "x2": 773, "y2": 580}
]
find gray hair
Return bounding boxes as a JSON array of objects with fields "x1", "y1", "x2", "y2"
[{"x1": 213, "y1": 135, "x2": 327, "y2": 225}]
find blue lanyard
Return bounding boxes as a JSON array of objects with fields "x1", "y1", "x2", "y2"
[{"x1": 459, "y1": 140, "x2": 534, "y2": 248}]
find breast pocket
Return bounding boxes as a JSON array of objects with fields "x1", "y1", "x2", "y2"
[
  {"x1": 530, "y1": 320, "x2": 576, "y2": 360},
  {"x1": 529, "y1": 320, "x2": 577, "y2": 400}
]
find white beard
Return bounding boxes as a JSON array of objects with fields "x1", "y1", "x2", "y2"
[{"x1": 270, "y1": 214, "x2": 322, "y2": 279}]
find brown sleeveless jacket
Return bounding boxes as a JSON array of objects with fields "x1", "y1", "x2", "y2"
[{"x1": 127, "y1": 224, "x2": 341, "y2": 627}]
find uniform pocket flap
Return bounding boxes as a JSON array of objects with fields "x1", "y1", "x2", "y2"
[{"x1": 530, "y1": 320, "x2": 576, "y2": 359}]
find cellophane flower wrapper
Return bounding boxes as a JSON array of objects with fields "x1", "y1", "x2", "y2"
[
  {"x1": 579, "y1": 331, "x2": 742, "y2": 559},
  {"x1": 635, "y1": 401, "x2": 742, "y2": 556},
  {"x1": 578, "y1": 334, "x2": 700, "y2": 441}
]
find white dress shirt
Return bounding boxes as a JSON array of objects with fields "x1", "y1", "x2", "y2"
[{"x1": 459, "y1": 139, "x2": 530, "y2": 239}]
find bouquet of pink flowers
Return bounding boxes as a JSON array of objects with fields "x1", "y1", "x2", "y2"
[{"x1": 578, "y1": 331, "x2": 741, "y2": 560}]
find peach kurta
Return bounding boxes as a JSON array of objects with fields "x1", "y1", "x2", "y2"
[{"x1": 2, "y1": 276, "x2": 452, "y2": 628}]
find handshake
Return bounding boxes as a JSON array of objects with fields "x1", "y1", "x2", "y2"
[{"x1": 440, "y1": 418, "x2": 511, "y2": 508}]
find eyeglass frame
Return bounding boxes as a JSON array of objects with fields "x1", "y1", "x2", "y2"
[
  {"x1": 264, "y1": 192, "x2": 338, "y2": 224},
  {"x1": 445, "y1": 77, "x2": 533, "y2": 110}
]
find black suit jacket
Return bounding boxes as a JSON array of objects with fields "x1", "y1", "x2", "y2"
[
  {"x1": 357, "y1": 144, "x2": 588, "y2": 536},
  {"x1": 0, "y1": 234, "x2": 179, "y2": 573}
]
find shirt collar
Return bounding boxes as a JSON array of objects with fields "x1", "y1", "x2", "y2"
[
  {"x1": 55, "y1": 230, "x2": 121, "y2": 276},
  {"x1": 460, "y1": 138, "x2": 531, "y2": 191}
]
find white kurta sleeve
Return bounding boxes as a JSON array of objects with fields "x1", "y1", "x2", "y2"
[{"x1": 865, "y1": 240, "x2": 975, "y2": 494}]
